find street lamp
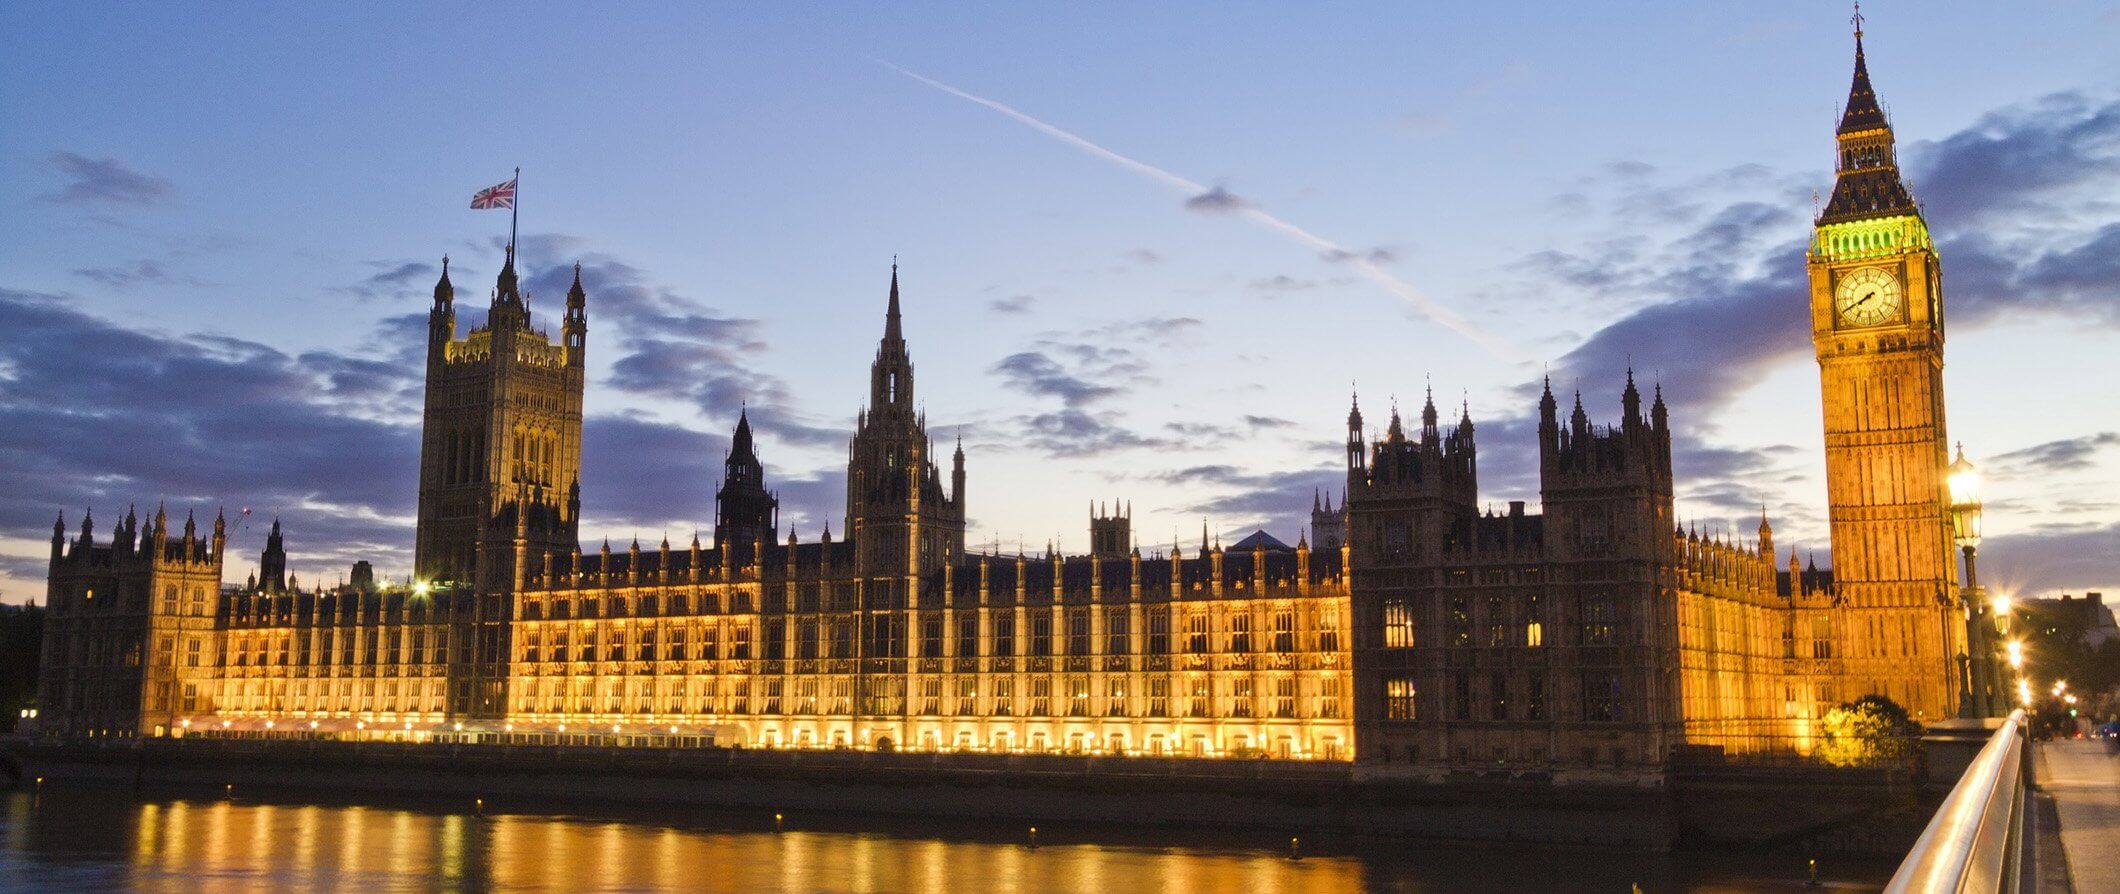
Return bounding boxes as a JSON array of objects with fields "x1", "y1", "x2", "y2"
[{"x1": 1945, "y1": 444, "x2": 1993, "y2": 717}]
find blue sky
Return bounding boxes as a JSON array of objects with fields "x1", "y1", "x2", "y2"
[{"x1": 3, "y1": 2, "x2": 2118, "y2": 602}]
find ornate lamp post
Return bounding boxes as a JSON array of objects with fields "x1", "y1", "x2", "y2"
[{"x1": 1945, "y1": 445, "x2": 1991, "y2": 717}]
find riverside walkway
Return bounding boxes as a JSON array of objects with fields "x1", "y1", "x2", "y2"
[{"x1": 2037, "y1": 739, "x2": 2120, "y2": 893}]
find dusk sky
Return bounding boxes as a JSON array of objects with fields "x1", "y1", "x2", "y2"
[{"x1": 2, "y1": 3, "x2": 2117, "y2": 604}]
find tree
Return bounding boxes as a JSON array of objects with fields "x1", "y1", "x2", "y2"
[{"x1": 1817, "y1": 694, "x2": 1922, "y2": 767}]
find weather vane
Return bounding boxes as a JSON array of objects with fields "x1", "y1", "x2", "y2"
[{"x1": 1852, "y1": 1, "x2": 1864, "y2": 38}]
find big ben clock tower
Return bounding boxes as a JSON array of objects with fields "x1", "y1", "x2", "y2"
[{"x1": 1807, "y1": 17, "x2": 1961, "y2": 720}]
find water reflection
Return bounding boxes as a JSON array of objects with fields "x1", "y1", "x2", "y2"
[{"x1": 0, "y1": 787, "x2": 1888, "y2": 893}]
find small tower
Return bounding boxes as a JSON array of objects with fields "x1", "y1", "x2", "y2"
[
  {"x1": 714, "y1": 407, "x2": 779, "y2": 564},
  {"x1": 1089, "y1": 501, "x2": 1131, "y2": 560},
  {"x1": 260, "y1": 517, "x2": 288, "y2": 592}
]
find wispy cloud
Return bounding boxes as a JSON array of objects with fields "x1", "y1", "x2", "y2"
[
  {"x1": 876, "y1": 60, "x2": 1519, "y2": 361},
  {"x1": 40, "y1": 152, "x2": 173, "y2": 206}
]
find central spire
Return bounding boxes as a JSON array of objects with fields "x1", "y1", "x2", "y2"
[
  {"x1": 870, "y1": 261, "x2": 914, "y2": 413},
  {"x1": 884, "y1": 260, "x2": 904, "y2": 346}
]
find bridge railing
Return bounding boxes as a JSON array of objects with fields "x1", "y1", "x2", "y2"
[{"x1": 1884, "y1": 709, "x2": 2029, "y2": 894}]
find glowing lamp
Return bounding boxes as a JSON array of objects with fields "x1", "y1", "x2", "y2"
[{"x1": 1945, "y1": 446, "x2": 1982, "y2": 547}]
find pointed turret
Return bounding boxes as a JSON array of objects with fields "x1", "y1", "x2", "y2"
[
  {"x1": 1757, "y1": 506, "x2": 1774, "y2": 559},
  {"x1": 433, "y1": 255, "x2": 454, "y2": 308},
  {"x1": 731, "y1": 405, "x2": 756, "y2": 462},
  {"x1": 1345, "y1": 391, "x2": 1366, "y2": 473},
  {"x1": 261, "y1": 517, "x2": 287, "y2": 592},
  {"x1": 1622, "y1": 368, "x2": 1641, "y2": 422},
  {"x1": 1386, "y1": 400, "x2": 1405, "y2": 443},
  {"x1": 495, "y1": 243, "x2": 520, "y2": 305},
  {"x1": 1419, "y1": 384, "x2": 1440, "y2": 446},
  {"x1": 1838, "y1": 27, "x2": 1885, "y2": 135},
  {"x1": 1819, "y1": 19, "x2": 1915, "y2": 224},
  {"x1": 885, "y1": 261, "x2": 904, "y2": 347}
]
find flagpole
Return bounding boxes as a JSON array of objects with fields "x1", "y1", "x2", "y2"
[{"x1": 510, "y1": 167, "x2": 520, "y2": 256}]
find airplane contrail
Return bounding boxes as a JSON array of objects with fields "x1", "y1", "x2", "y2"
[{"x1": 877, "y1": 60, "x2": 1519, "y2": 361}]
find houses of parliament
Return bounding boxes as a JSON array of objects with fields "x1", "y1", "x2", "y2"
[{"x1": 35, "y1": 28, "x2": 1965, "y2": 782}]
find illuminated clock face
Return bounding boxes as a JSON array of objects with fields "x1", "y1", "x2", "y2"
[{"x1": 1834, "y1": 267, "x2": 1902, "y2": 327}]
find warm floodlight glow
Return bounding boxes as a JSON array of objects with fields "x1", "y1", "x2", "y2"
[
  {"x1": 413, "y1": 580, "x2": 432, "y2": 597},
  {"x1": 2006, "y1": 640, "x2": 2024, "y2": 670},
  {"x1": 1945, "y1": 445, "x2": 1983, "y2": 547}
]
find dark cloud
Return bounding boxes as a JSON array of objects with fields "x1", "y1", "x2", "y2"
[
  {"x1": 1184, "y1": 186, "x2": 1252, "y2": 215},
  {"x1": 0, "y1": 287, "x2": 421, "y2": 598},
  {"x1": 988, "y1": 294, "x2": 1035, "y2": 314},
  {"x1": 1906, "y1": 91, "x2": 2120, "y2": 231},
  {"x1": 1320, "y1": 247, "x2": 1397, "y2": 265},
  {"x1": 1165, "y1": 464, "x2": 1346, "y2": 540},
  {"x1": 1251, "y1": 274, "x2": 1317, "y2": 293},
  {"x1": 1019, "y1": 409, "x2": 1171, "y2": 457},
  {"x1": 993, "y1": 351, "x2": 1122, "y2": 407},
  {"x1": 982, "y1": 315, "x2": 1206, "y2": 457},
  {"x1": 40, "y1": 152, "x2": 173, "y2": 206},
  {"x1": 334, "y1": 260, "x2": 438, "y2": 302},
  {"x1": 72, "y1": 260, "x2": 185, "y2": 289},
  {"x1": 505, "y1": 243, "x2": 850, "y2": 447},
  {"x1": 1989, "y1": 433, "x2": 2120, "y2": 474},
  {"x1": 1982, "y1": 521, "x2": 2120, "y2": 597},
  {"x1": 577, "y1": 415, "x2": 723, "y2": 535}
]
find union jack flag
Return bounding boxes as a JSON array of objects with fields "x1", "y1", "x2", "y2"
[{"x1": 470, "y1": 177, "x2": 516, "y2": 210}]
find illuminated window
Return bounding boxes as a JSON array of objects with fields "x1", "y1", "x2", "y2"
[
  {"x1": 1227, "y1": 613, "x2": 1252, "y2": 653},
  {"x1": 1232, "y1": 678, "x2": 1254, "y2": 717},
  {"x1": 1147, "y1": 608, "x2": 1170, "y2": 654},
  {"x1": 1383, "y1": 598, "x2": 1416, "y2": 648},
  {"x1": 1105, "y1": 677, "x2": 1127, "y2": 716},
  {"x1": 1449, "y1": 597, "x2": 1471, "y2": 646},
  {"x1": 1104, "y1": 612, "x2": 1129, "y2": 656},
  {"x1": 1272, "y1": 609, "x2": 1294, "y2": 653},
  {"x1": 1273, "y1": 676, "x2": 1297, "y2": 718},
  {"x1": 1068, "y1": 610, "x2": 1091, "y2": 656},
  {"x1": 1147, "y1": 678, "x2": 1170, "y2": 716},
  {"x1": 1485, "y1": 595, "x2": 1508, "y2": 647},
  {"x1": 1186, "y1": 612, "x2": 1210, "y2": 654},
  {"x1": 1384, "y1": 675, "x2": 1417, "y2": 720},
  {"x1": 1067, "y1": 675, "x2": 1089, "y2": 716}
]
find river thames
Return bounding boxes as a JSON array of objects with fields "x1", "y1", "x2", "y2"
[{"x1": 0, "y1": 785, "x2": 1896, "y2": 893}]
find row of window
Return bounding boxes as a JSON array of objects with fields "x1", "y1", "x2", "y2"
[
  {"x1": 1379, "y1": 594, "x2": 1616, "y2": 649},
  {"x1": 1379, "y1": 671, "x2": 1622, "y2": 723},
  {"x1": 509, "y1": 674, "x2": 1344, "y2": 720}
]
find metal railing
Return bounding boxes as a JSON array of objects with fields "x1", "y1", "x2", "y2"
[{"x1": 1884, "y1": 709, "x2": 2029, "y2": 894}]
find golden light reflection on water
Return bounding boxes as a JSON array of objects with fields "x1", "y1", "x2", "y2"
[{"x1": 0, "y1": 791, "x2": 1889, "y2": 893}]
